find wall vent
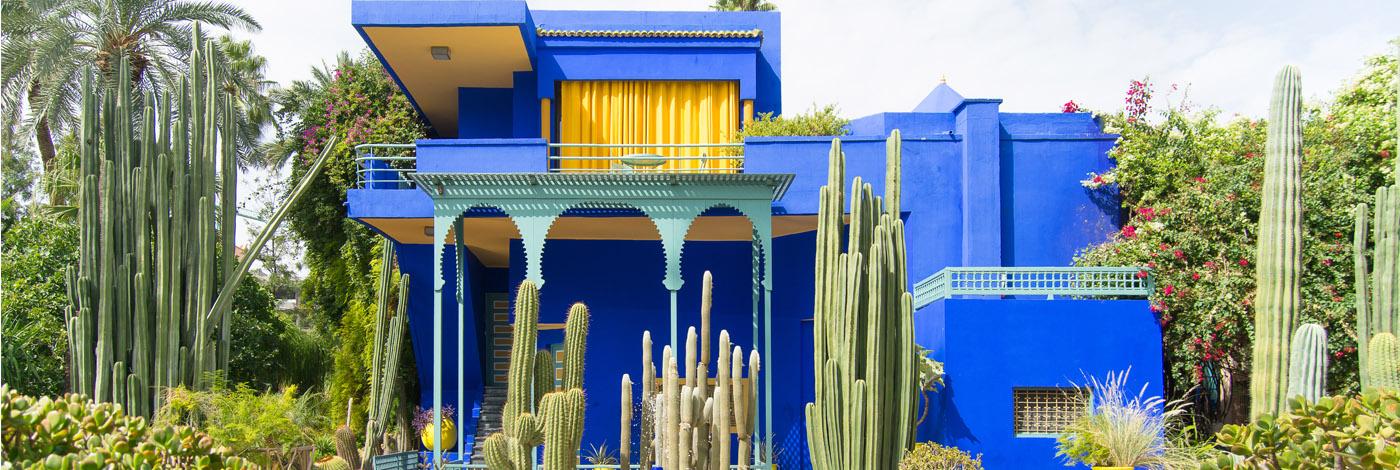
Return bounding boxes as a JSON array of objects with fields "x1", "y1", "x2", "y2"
[{"x1": 1013, "y1": 387, "x2": 1087, "y2": 435}]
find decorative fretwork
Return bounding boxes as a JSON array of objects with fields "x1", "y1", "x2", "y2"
[
  {"x1": 913, "y1": 267, "x2": 1153, "y2": 308},
  {"x1": 1013, "y1": 388, "x2": 1088, "y2": 435}
]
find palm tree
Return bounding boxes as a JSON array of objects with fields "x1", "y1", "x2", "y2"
[
  {"x1": 711, "y1": 0, "x2": 776, "y2": 11},
  {"x1": 214, "y1": 36, "x2": 276, "y2": 168},
  {"x1": 1, "y1": 0, "x2": 259, "y2": 201},
  {"x1": 259, "y1": 51, "x2": 352, "y2": 168}
]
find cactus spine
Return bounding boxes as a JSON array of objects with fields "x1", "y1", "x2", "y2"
[
  {"x1": 805, "y1": 131, "x2": 917, "y2": 469},
  {"x1": 63, "y1": 27, "x2": 336, "y2": 417},
  {"x1": 1285, "y1": 323, "x2": 1328, "y2": 403},
  {"x1": 624, "y1": 272, "x2": 759, "y2": 470},
  {"x1": 364, "y1": 241, "x2": 410, "y2": 463},
  {"x1": 1369, "y1": 333, "x2": 1400, "y2": 390},
  {"x1": 484, "y1": 281, "x2": 590, "y2": 469},
  {"x1": 1249, "y1": 66, "x2": 1304, "y2": 419}
]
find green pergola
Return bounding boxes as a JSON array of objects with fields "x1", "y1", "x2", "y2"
[{"x1": 408, "y1": 172, "x2": 793, "y2": 468}]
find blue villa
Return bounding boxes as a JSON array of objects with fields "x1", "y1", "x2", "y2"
[{"x1": 347, "y1": 1, "x2": 1163, "y2": 468}]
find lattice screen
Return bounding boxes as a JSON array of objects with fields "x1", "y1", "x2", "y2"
[{"x1": 1013, "y1": 388, "x2": 1088, "y2": 435}]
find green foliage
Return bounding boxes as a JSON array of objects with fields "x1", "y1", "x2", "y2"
[
  {"x1": 898, "y1": 442, "x2": 983, "y2": 470},
  {"x1": 710, "y1": 0, "x2": 776, "y2": 11},
  {"x1": 1053, "y1": 370, "x2": 1199, "y2": 469},
  {"x1": 736, "y1": 104, "x2": 850, "y2": 140},
  {"x1": 267, "y1": 50, "x2": 425, "y2": 432},
  {"x1": 1075, "y1": 48, "x2": 1398, "y2": 406},
  {"x1": 156, "y1": 380, "x2": 331, "y2": 467},
  {"x1": 227, "y1": 276, "x2": 332, "y2": 392},
  {"x1": 1204, "y1": 391, "x2": 1400, "y2": 469},
  {"x1": 0, "y1": 386, "x2": 254, "y2": 469},
  {"x1": 0, "y1": 213, "x2": 77, "y2": 396}
]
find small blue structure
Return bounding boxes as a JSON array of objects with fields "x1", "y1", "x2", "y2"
[{"x1": 346, "y1": 1, "x2": 1164, "y2": 468}]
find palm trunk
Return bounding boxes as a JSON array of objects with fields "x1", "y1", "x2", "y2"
[{"x1": 28, "y1": 81, "x2": 58, "y2": 202}]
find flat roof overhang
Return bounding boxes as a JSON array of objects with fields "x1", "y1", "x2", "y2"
[{"x1": 352, "y1": 0, "x2": 537, "y2": 136}]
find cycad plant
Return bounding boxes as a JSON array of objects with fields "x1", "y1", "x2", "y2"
[{"x1": 63, "y1": 28, "x2": 336, "y2": 417}]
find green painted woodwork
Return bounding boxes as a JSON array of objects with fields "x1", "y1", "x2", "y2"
[
  {"x1": 1251, "y1": 66, "x2": 1304, "y2": 419},
  {"x1": 805, "y1": 131, "x2": 918, "y2": 470},
  {"x1": 412, "y1": 172, "x2": 791, "y2": 468}
]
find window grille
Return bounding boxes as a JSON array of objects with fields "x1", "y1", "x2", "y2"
[{"x1": 1013, "y1": 388, "x2": 1087, "y2": 435}]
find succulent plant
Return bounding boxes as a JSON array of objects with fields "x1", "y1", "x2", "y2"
[
  {"x1": 316, "y1": 456, "x2": 353, "y2": 470},
  {"x1": 363, "y1": 247, "x2": 410, "y2": 463},
  {"x1": 1285, "y1": 323, "x2": 1328, "y2": 403},
  {"x1": 542, "y1": 388, "x2": 586, "y2": 470},
  {"x1": 1249, "y1": 66, "x2": 1305, "y2": 419},
  {"x1": 62, "y1": 26, "x2": 336, "y2": 417},
  {"x1": 1368, "y1": 333, "x2": 1400, "y2": 391},
  {"x1": 620, "y1": 374, "x2": 634, "y2": 470},
  {"x1": 806, "y1": 131, "x2": 918, "y2": 469}
]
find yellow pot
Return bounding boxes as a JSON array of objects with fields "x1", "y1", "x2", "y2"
[{"x1": 420, "y1": 417, "x2": 457, "y2": 451}]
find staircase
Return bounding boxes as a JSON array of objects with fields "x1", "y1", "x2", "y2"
[{"x1": 470, "y1": 385, "x2": 508, "y2": 464}]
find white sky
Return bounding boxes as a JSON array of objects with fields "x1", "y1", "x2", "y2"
[{"x1": 224, "y1": 0, "x2": 1400, "y2": 247}]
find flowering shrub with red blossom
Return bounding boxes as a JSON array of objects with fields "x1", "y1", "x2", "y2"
[
  {"x1": 1062, "y1": 100, "x2": 1082, "y2": 113},
  {"x1": 1075, "y1": 46, "x2": 1397, "y2": 425},
  {"x1": 266, "y1": 51, "x2": 427, "y2": 431}
]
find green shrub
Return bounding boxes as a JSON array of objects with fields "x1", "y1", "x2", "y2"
[
  {"x1": 0, "y1": 386, "x2": 254, "y2": 468},
  {"x1": 156, "y1": 380, "x2": 331, "y2": 468},
  {"x1": 1076, "y1": 47, "x2": 1397, "y2": 411},
  {"x1": 228, "y1": 277, "x2": 331, "y2": 391},
  {"x1": 736, "y1": 104, "x2": 850, "y2": 139},
  {"x1": 1203, "y1": 390, "x2": 1400, "y2": 469},
  {"x1": 898, "y1": 442, "x2": 983, "y2": 470},
  {"x1": 0, "y1": 213, "x2": 77, "y2": 397}
]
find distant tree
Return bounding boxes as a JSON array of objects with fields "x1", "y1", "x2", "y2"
[
  {"x1": 711, "y1": 0, "x2": 776, "y2": 11},
  {"x1": 1, "y1": 0, "x2": 259, "y2": 197}
]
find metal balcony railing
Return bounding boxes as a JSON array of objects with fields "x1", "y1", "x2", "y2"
[
  {"x1": 356, "y1": 143, "x2": 417, "y2": 188},
  {"x1": 548, "y1": 142, "x2": 744, "y2": 174},
  {"x1": 912, "y1": 266, "x2": 1153, "y2": 308}
]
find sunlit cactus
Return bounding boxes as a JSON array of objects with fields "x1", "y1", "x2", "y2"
[{"x1": 1285, "y1": 323, "x2": 1328, "y2": 403}]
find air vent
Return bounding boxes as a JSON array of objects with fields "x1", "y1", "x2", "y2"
[{"x1": 1013, "y1": 387, "x2": 1088, "y2": 435}]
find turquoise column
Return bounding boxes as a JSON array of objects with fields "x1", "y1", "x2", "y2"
[
  {"x1": 430, "y1": 213, "x2": 453, "y2": 469},
  {"x1": 652, "y1": 215, "x2": 695, "y2": 348},
  {"x1": 454, "y1": 217, "x2": 466, "y2": 458}
]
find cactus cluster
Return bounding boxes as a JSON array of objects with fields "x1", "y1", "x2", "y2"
[
  {"x1": 362, "y1": 243, "x2": 410, "y2": 463},
  {"x1": 62, "y1": 26, "x2": 336, "y2": 417},
  {"x1": 624, "y1": 271, "x2": 761, "y2": 470},
  {"x1": 480, "y1": 281, "x2": 590, "y2": 469},
  {"x1": 1249, "y1": 66, "x2": 1305, "y2": 419},
  {"x1": 805, "y1": 131, "x2": 918, "y2": 469},
  {"x1": 1352, "y1": 48, "x2": 1400, "y2": 391},
  {"x1": 1285, "y1": 323, "x2": 1328, "y2": 403}
]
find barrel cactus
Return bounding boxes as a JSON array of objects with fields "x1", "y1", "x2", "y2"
[
  {"x1": 1369, "y1": 333, "x2": 1400, "y2": 391},
  {"x1": 1250, "y1": 66, "x2": 1305, "y2": 419},
  {"x1": 316, "y1": 455, "x2": 352, "y2": 470},
  {"x1": 806, "y1": 131, "x2": 918, "y2": 469},
  {"x1": 1286, "y1": 323, "x2": 1328, "y2": 403}
]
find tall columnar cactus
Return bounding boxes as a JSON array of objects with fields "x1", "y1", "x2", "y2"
[
  {"x1": 1286, "y1": 323, "x2": 1328, "y2": 403},
  {"x1": 542, "y1": 388, "x2": 586, "y2": 470},
  {"x1": 562, "y1": 303, "x2": 590, "y2": 390},
  {"x1": 1250, "y1": 66, "x2": 1304, "y2": 419},
  {"x1": 805, "y1": 130, "x2": 918, "y2": 469},
  {"x1": 363, "y1": 242, "x2": 410, "y2": 462},
  {"x1": 620, "y1": 374, "x2": 633, "y2": 470},
  {"x1": 484, "y1": 281, "x2": 591, "y2": 469},
  {"x1": 1354, "y1": 121, "x2": 1400, "y2": 387},
  {"x1": 63, "y1": 27, "x2": 335, "y2": 417},
  {"x1": 1368, "y1": 333, "x2": 1400, "y2": 390},
  {"x1": 623, "y1": 272, "x2": 758, "y2": 470}
]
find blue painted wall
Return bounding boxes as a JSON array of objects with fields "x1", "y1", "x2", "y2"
[
  {"x1": 915, "y1": 299, "x2": 1164, "y2": 470},
  {"x1": 457, "y1": 88, "x2": 515, "y2": 138}
]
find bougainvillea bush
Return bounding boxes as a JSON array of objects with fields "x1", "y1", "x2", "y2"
[
  {"x1": 0, "y1": 386, "x2": 254, "y2": 469},
  {"x1": 1075, "y1": 46, "x2": 1396, "y2": 424},
  {"x1": 266, "y1": 50, "x2": 425, "y2": 432}
]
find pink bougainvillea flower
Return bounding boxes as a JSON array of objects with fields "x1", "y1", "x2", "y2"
[
  {"x1": 1159, "y1": 243, "x2": 1170, "y2": 251},
  {"x1": 1163, "y1": 285, "x2": 1175, "y2": 296},
  {"x1": 1122, "y1": 225, "x2": 1138, "y2": 238},
  {"x1": 1173, "y1": 249, "x2": 1185, "y2": 259},
  {"x1": 1139, "y1": 207, "x2": 1156, "y2": 220},
  {"x1": 1238, "y1": 258, "x2": 1249, "y2": 267},
  {"x1": 1323, "y1": 258, "x2": 1334, "y2": 266},
  {"x1": 1136, "y1": 270, "x2": 1150, "y2": 279},
  {"x1": 1194, "y1": 176, "x2": 1207, "y2": 183},
  {"x1": 1382, "y1": 149, "x2": 1392, "y2": 159},
  {"x1": 1191, "y1": 272, "x2": 1201, "y2": 281},
  {"x1": 1062, "y1": 100, "x2": 1082, "y2": 113}
]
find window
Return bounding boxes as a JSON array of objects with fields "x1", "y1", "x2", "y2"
[{"x1": 1013, "y1": 387, "x2": 1088, "y2": 435}]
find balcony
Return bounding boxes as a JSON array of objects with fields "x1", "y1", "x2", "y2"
[{"x1": 355, "y1": 140, "x2": 745, "y2": 189}]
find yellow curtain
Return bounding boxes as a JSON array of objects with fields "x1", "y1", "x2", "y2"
[{"x1": 557, "y1": 80, "x2": 739, "y2": 172}]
